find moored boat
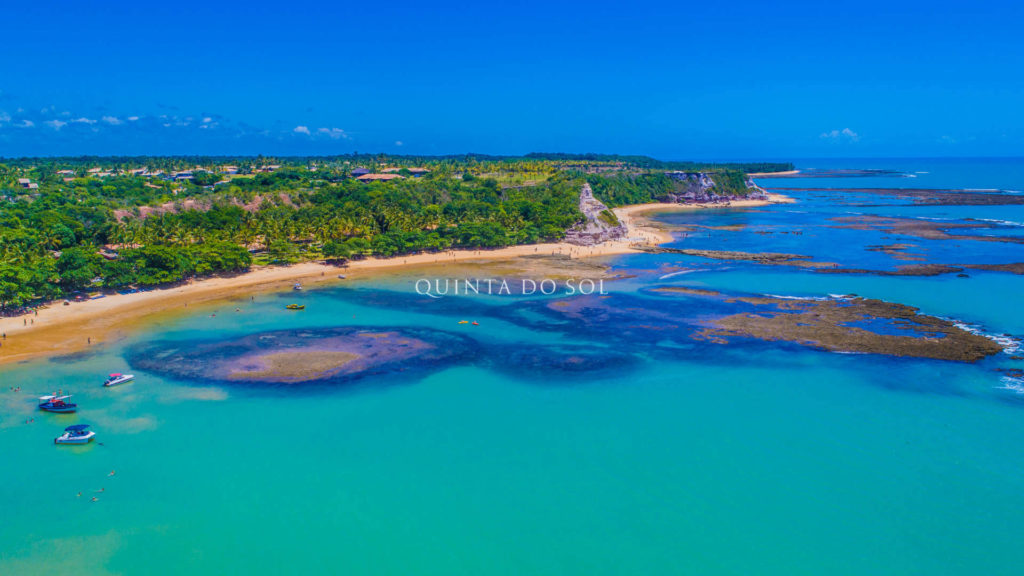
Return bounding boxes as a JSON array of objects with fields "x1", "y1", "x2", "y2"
[
  {"x1": 293, "y1": 283, "x2": 303, "y2": 291},
  {"x1": 286, "y1": 304, "x2": 305, "y2": 310},
  {"x1": 103, "y1": 373, "x2": 134, "y2": 387},
  {"x1": 39, "y1": 395, "x2": 77, "y2": 413},
  {"x1": 55, "y1": 424, "x2": 95, "y2": 445}
]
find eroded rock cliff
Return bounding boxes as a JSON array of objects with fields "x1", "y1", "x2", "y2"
[{"x1": 564, "y1": 183, "x2": 628, "y2": 246}]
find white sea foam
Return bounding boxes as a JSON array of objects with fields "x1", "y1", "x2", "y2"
[
  {"x1": 946, "y1": 319, "x2": 1021, "y2": 354},
  {"x1": 997, "y1": 376, "x2": 1024, "y2": 395},
  {"x1": 765, "y1": 294, "x2": 832, "y2": 301},
  {"x1": 975, "y1": 218, "x2": 1024, "y2": 227},
  {"x1": 659, "y1": 269, "x2": 708, "y2": 280}
]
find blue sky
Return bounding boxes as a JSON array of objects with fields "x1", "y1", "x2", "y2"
[{"x1": 1, "y1": 0, "x2": 1021, "y2": 158}]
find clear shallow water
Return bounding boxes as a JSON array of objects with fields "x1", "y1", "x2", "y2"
[{"x1": 3, "y1": 159, "x2": 1024, "y2": 575}]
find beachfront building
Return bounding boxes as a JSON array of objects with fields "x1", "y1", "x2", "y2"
[
  {"x1": 351, "y1": 168, "x2": 371, "y2": 178},
  {"x1": 356, "y1": 173, "x2": 404, "y2": 183},
  {"x1": 17, "y1": 178, "x2": 38, "y2": 189}
]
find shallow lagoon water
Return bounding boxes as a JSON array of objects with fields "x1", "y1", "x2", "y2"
[{"x1": 3, "y1": 159, "x2": 1024, "y2": 574}]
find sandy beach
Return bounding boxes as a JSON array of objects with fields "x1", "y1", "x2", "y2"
[
  {"x1": 747, "y1": 170, "x2": 800, "y2": 177},
  {"x1": 0, "y1": 195, "x2": 790, "y2": 366}
]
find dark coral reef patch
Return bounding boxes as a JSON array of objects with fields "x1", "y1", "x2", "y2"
[{"x1": 128, "y1": 326, "x2": 480, "y2": 388}]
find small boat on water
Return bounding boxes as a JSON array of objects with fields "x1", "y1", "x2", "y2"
[
  {"x1": 103, "y1": 373, "x2": 134, "y2": 387},
  {"x1": 55, "y1": 424, "x2": 95, "y2": 445},
  {"x1": 293, "y1": 283, "x2": 303, "y2": 291},
  {"x1": 39, "y1": 395, "x2": 77, "y2": 413},
  {"x1": 286, "y1": 304, "x2": 305, "y2": 310},
  {"x1": 458, "y1": 320, "x2": 469, "y2": 324}
]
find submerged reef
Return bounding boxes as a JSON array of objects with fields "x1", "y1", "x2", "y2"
[
  {"x1": 655, "y1": 288, "x2": 1004, "y2": 362},
  {"x1": 129, "y1": 326, "x2": 480, "y2": 388},
  {"x1": 770, "y1": 187, "x2": 1024, "y2": 206},
  {"x1": 830, "y1": 215, "x2": 1024, "y2": 244},
  {"x1": 130, "y1": 283, "x2": 1012, "y2": 392},
  {"x1": 129, "y1": 321, "x2": 640, "y2": 389}
]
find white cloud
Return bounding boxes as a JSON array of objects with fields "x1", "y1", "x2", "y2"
[
  {"x1": 128, "y1": 116, "x2": 139, "y2": 122},
  {"x1": 45, "y1": 119, "x2": 67, "y2": 130},
  {"x1": 72, "y1": 117, "x2": 96, "y2": 125},
  {"x1": 16, "y1": 119, "x2": 34, "y2": 128},
  {"x1": 102, "y1": 115, "x2": 123, "y2": 125},
  {"x1": 820, "y1": 127, "x2": 859, "y2": 142},
  {"x1": 317, "y1": 127, "x2": 349, "y2": 140},
  {"x1": 202, "y1": 117, "x2": 213, "y2": 123},
  {"x1": 293, "y1": 125, "x2": 311, "y2": 135},
  {"x1": 394, "y1": 140, "x2": 403, "y2": 147},
  {"x1": 0, "y1": 111, "x2": 10, "y2": 123}
]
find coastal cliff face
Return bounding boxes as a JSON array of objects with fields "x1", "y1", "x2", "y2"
[
  {"x1": 565, "y1": 183, "x2": 628, "y2": 246},
  {"x1": 661, "y1": 171, "x2": 768, "y2": 203}
]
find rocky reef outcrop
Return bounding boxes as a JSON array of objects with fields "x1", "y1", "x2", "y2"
[{"x1": 564, "y1": 183, "x2": 628, "y2": 246}]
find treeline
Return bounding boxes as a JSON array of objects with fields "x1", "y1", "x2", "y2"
[
  {"x1": 584, "y1": 170, "x2": 756, "y2": 206},
  {"x1": 525, "y1": 153, "x2": 793, "y2": 173},
  {"x1": 2, "y1": 154, "x2": 793, "y2": 175},
  {"x1": 0, "y1": 243, "x2": 251, "y2": 309},
  {"x1": 0, "y1": 169, "x2": 581, "y2": 308},
  {"x1": 0, "y1": 154, "x2": 790, "y2": 310}
]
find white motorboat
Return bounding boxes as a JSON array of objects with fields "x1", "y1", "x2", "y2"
[
  {"x1": 103, "y1": 373, "x2": 134, "y2": 387},
  {"x1": 55, "y1": 424, "x2": 95, "y2": 445}
]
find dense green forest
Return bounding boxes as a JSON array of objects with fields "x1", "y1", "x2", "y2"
[{"x1": 0, "y1": 154, "x2": 790, "y2": 309}]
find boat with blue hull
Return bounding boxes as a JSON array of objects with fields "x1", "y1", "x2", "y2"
[{"x1": 39, "y1": 395, "x2": 77, "y2": 413}]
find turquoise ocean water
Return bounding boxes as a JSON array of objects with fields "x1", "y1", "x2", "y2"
[{"x1": 3, "y1": 158, "x2": 1024, "y2": 574}]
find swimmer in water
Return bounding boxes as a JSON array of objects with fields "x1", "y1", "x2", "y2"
[{"x1": 109, "y1": 470, "x2": 116, "y2": 477}]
